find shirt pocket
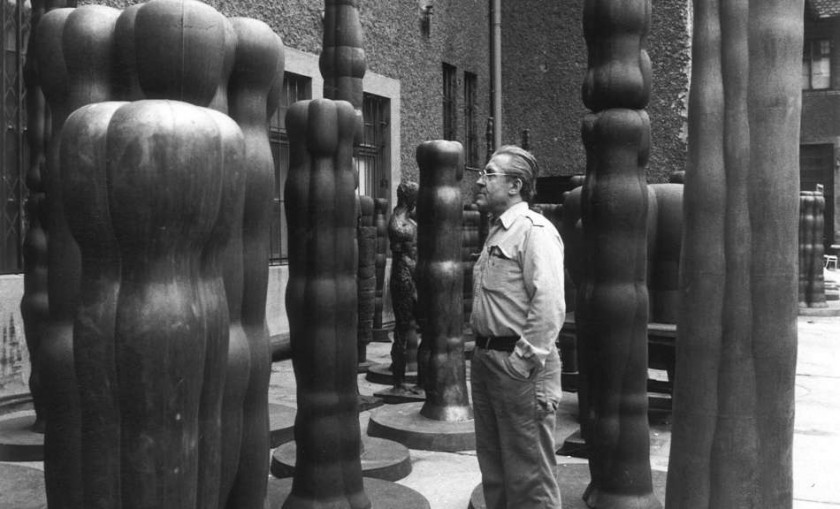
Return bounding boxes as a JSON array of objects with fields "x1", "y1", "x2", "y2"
[{"x1": 482, "y1": 244, "x2": 521, "y2": 291}]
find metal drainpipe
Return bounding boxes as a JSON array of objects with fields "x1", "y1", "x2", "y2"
[{"x1": 490, "y1": 0, "x2": 502, "y2": 150}]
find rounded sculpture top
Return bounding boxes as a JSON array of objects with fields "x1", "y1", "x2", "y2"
[{"x1": 116, "y1": 0, "x2": 230, "y2": 106}]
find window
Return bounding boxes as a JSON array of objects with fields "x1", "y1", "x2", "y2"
[
  {"x1": 463, "y1": 71, "x2": 478, "y2": 169},
  {"x1": 803, "y1": 38, "x2": 831, "y2": 90},
  {"x1": 1, "y1": 0, "x2": 29, "y2": 274},
  {"x1": 268, "y1": 72, "x2": 311, "y2": 265},
  {"x1": 355, "y1": 93, "x2": 390, "y2": 200},
  {"x1": 443, "y1": 63, "x2": 457, "y2": 141}
]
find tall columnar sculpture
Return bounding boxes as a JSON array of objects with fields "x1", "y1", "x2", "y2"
[
  {"x1": 372, "y1": 198, "x2": 389, "y2": 338},
  {"x1": 320, "y1": 0, "x2": 365, "y2": 141},
  {"x1": 665, "y1": 1, "x2": 802, "y2": 507},
  {"x1": 415, "y1": 141, "x2": 472, "y2": 422},
  {"x1": 577, "y1": 0, "x2": 660, "y2": 507},
  {"x1": 462, "y1": 204, "x2": 481, "y2": 320},
  {"x1": 62, "y1": 100, "x2": 243, "y2": 509},
  {"x1": 648, "y1": 184, "x2": 683, "y2": 324},
  {"x1": 284, "y1": 98, "x2": 369, "y2": 509},
  {"x1": 358, "y1": 196, "x2": 377, "y2": 365},
  {"x1": 799, "y1": 191, "x2": 827, "y2": 308},
  {"x1": 21, "y1": 0, "x2": 74, "y2": 435},
  {"x1": 35, "y1": 6, "x2": 120, "y2": 506},
  {"x1": 225, "y1": 18, "x2": 284, "y2": 509}
]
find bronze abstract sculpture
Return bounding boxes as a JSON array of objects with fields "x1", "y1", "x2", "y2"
[
  {"x1": 415, "y1": 141, "x2": 472, "y2": 422},
  {"x1": 577, "y1": 0, "x2": 660, "y2": 506},
  {"x1": 666, "y1": 1, "x2": 802, "y2": 507},
  {"x1": 64, "y1": 100, "x2": 243, "y2": 509},
  {"x1": 284, "y1": 98, "x2": 370, "y2": 509},
  {"x1": 799, "y1": 191, "x2": 828, "y2": 308}
]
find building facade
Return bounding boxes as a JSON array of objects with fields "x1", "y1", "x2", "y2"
[
  {"x1": 0, "y1": 0, "x2": 694, "y2": 387},
  {"x1": 801, "y1": 0, "x2": 840, "y2": 252}
]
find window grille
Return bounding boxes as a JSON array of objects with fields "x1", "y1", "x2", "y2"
[
  {"x1": 355, "y1": 93, "x2": 389, "y2": 201},
  {"x1": 443, "y1": 63, "x2": 457, "y2": 141},
  {"x1": 464, "y1": 71, "x2": 478, "y2": 169},
  {"x1": 268, "y1": 72, "x2": 311, "y2": 265},
  {"x1": 803, "y1": 38, "x2": 831, "y2": 90},
  {"x1": 1, "y1": 0, "x2": 29, "y2": 274}
]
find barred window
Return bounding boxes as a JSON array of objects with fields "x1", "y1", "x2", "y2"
[
  {"x1": 268, "y1": 72, "x2": 312, "y2": 265},
  {"x1": 803, "y1": 38, "x2": 831, "y2": 91},
  {"x1": 1, "y1": 0, "x2": 30, "y2": 274},
  {"x1": 355, "y1": 92, "x2": 390, "y2": 201},
  {"x1": 463, "y1": 71, "x2": 478, "y2": 169},
  {"x1": 443, "y1": 63, "x2": 457, "y2": 141}
]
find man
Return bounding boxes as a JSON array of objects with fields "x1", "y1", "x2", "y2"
[{"x1": 470, "y1": 145, "x2": 565, "y2": 509}]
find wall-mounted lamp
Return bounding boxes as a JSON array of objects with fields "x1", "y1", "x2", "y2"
[{"x1": 421, "y1": 3, "x2": 433, "y2": 36}]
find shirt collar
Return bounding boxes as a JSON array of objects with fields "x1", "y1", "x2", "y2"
[{"x1": 494, "y1": 201, "x2": 529, "y2": 230}]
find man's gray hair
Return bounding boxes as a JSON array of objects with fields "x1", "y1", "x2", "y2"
[{"x1": 492, "y1": 145, "x2": 539, "y2": 202}]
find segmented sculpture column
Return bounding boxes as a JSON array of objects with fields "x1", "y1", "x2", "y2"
[
  {"x1": 35, "y1": 6, "x2": 120, "y2": 506},
  {"x1": 577, "y1": 0, "x2": 660, "y2": 506},
  {"x1": 799, "y1": 191, "x2": 827, "y2": 308},
  {"x1": 226, "y1": 18, "x2": 284, "y2": 509},
  {"x1": 320, "y1": 0, "x2": 366, "y2": 141},
  {"x1": 666, "y1": 2, "x2": 802, "y2": 507},
  {"x1": 284, "y1": 98, "x2": 370, "y2": 509},
  {"x1": 415, "y1": 141, "x2": 472, "y2": 422},
  {"x1": 63, "y1": 100, "x2": 243, "y2": 509},
  {"x1": 20, "y1": 0, "x2": 73, "y2": 434},
  {"x1": 373, "y1": 198, "x2": 389, "y2": 336},
  {"x1": 358, "y1": 196, "x2": 377, "y2": 364}
]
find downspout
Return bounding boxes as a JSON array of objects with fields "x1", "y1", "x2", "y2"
[{"x1": 490, "y1": 0, "x2": 502, "y2": 150}]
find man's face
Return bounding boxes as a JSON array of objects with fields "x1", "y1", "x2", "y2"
[{"x1": 474, "y1": 153, "x2": 519, "y2": 216}]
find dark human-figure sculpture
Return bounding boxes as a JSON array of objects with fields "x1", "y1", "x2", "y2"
[
  {"x1": 284, "y1": 98, "x2": 370, "y2": 509},
  {"x1": 577, "y1": 0, "x2": 660, "y2": 506},
  {"x1": 63, "y1": 100, "x2": 242, "y2": 509},
  {"x1": 36, "y1": 6, "x2": 120, "y2": 506},
  {"x1": 358, "y1": 195, "x2": 377, "y2": 365},
  {"x1": 799, "y1": 191, "x2": 828, "y2": 308},
  {"x1": 388, "y1": 181, "x2": 421, "y2": 393},
  {"x1": 415, "y1": 141, "x2": 472, "y2": 422},
  {"x1": 665, "y1": 1, "x2": 802, "y2": 507}
]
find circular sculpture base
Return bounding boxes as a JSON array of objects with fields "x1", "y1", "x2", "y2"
[
  {"x1": 374, "y1": 385, "x2": 426, "y2": 405},
  {"x1": 269, "y1": 403, "x2": 296, "y2": 448},
  {"x1": 556, "y1": 428, "x2": 588, "y2": 458},
  {"x1": 468, "y1": 464, "x2": 667, "y2": 509},
  {"x1": 366, "y1": 363, "x2": 418, "y2": 385},
  {"x1": 0, "y1": 412, "x2": 44, "y2": 461},
  {"x1": 267, "y1": 476, "x2": 429, "y2": 509},
  {"x1": 0, "y1": 463, "x2": 46, "y2": 508},
  {"x1": 367, "y1": 402, "x2": 475, "y2": 452},
  {"x1": 271, "y1": 435, "x2": 412, "y2": 482},
  {"x1": 372, "y1": 327, "x2": 392, "y2": 343}
]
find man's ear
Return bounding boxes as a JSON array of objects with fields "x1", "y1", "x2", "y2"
[{"x1": 508, "y1": 177, "x2": 523, "y2": 196}]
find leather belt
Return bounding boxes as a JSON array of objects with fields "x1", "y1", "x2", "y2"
[{"x1": 475, "y1": 335, "x2": 519, "y2": 352}]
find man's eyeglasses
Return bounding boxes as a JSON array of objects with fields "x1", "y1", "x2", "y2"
[{"x1": 470, "y1": 168, "x2": 516, "y2": 180}]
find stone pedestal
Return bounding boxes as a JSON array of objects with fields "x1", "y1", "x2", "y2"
[
  {"x1": 368, "y1": 402, "x2": 475, "y2": 452},
  {"x1": 0, "y1": 411, "x2": 44, "y2": 461},
  {"x1": 271, "y1": 436, "x2": 411, "y2": 482},
  {"x1": 267, "y1": 477, "x2": 429, "y2": 509}
]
